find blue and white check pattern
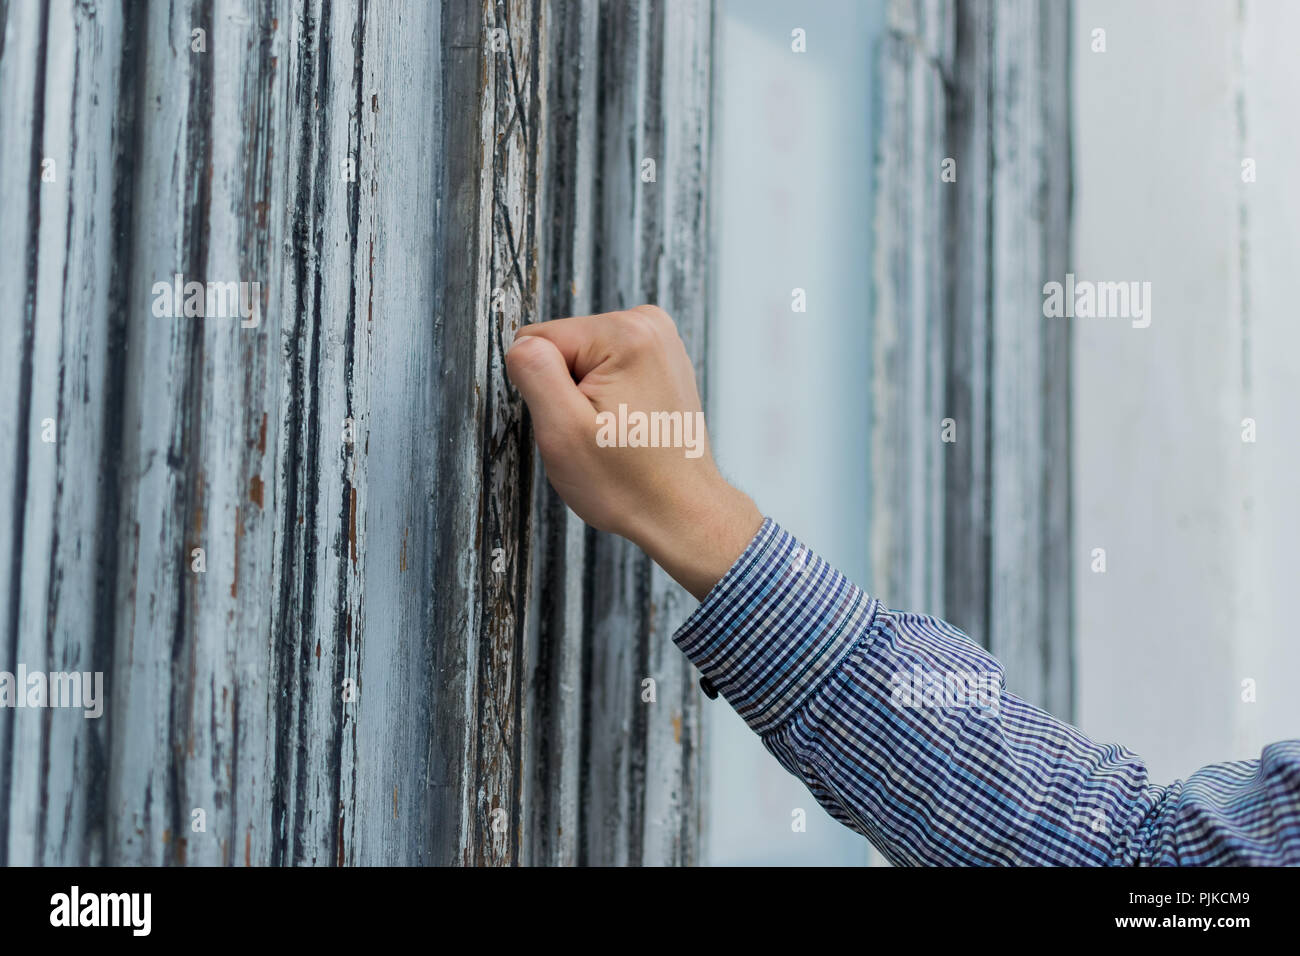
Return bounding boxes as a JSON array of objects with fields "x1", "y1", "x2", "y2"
[{"x1": 673, "y1": 518, "x2": 1300, "y2": 865}]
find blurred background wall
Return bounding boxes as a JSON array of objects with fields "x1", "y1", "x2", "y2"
[
  {"x1": 709, "y1": 0, "x2": 1072, "y2": 865},
  {"x1": 709, "y1": 0, "x2": 882, "y2": 867},
  {"x1": 708, "y1": 0, "x2": 1300, "y2": 865},
  {"x1": 1072, "y1": 0, "x2": 1300, "y2": 784}
]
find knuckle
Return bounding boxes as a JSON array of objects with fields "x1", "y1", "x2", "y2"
[
  {"x1": 616, "y1": 305, "x2": 679, "y2": 352},
  {"x1": 632, "y1": 303, "x2": 675, "y2": 332},
  {"x1": 616, "y1": 312, "x2": 658, "y2": 350}
]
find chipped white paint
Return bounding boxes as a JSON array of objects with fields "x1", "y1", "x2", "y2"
[{"x1": 0, "y1": 0, "x2": 713, "y2": 866}]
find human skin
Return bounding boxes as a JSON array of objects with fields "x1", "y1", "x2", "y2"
[{"x1": 505, "y1": 304, "x2": 763, "y2": 600}]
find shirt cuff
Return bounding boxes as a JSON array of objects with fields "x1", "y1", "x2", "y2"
[{"x1": 671, "y1": 517, "x2": 878, "y2": 736}]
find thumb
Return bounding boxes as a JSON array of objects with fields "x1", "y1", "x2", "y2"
[{"x1": 505, "y1": 334, "x2": 595, "y2": 437}]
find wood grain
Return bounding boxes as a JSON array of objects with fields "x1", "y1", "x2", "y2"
[{"x1": 0, "y1": 0, "x2": 714, "y2": 866}]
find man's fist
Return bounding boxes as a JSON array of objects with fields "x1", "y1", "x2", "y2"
[{"x1": 506, "y1": 305, "x2": 762, "y2": 600}]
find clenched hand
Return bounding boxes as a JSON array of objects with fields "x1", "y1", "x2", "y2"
[{"x1": 505, "y1": 305, "x2": 762, "y2": 600}]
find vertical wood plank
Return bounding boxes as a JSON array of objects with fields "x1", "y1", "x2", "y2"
[
  {"x1": 1038, "y1": 0, "x2": 1073, "y2": 717},
  {"x1": 579, "y1": 0, "x2": 713, "y2": 867},
  {"x1": 27, "y1": 0, "x2": 128, "y2": 867},
  {"x1": 943, "y1": 0, "x2": 993, "y2": 649},
  {"x1": 871, "y1": 0, "x2": 954, "y2": 615},
  {"x1": 474, "y1": 0, "x2": 544, "y2": 867},
  {"x1": 988, "y1": 0, "x2": 1072, "y2": 712},
  {"x1": 523, "y1": 0, "x2": 600, "y2": 868},
  {"x1": 428, "y1": 0, "x2": 490, "y2": 866},
  {"x1": 641, "y1": 0, "x2": 711, "y2": 866},
  {"x1": 2, "y1": 0, "x2": 64, "y2": 866},
  {"x1": 871, "y1": 0, "x2": 1072, "y2": 717}
]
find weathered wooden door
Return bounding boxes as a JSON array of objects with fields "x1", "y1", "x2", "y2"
[{"x1": 0, "y1": 0, "x2": 713, "y2": 866}]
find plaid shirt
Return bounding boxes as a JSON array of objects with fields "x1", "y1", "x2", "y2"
[{"x1": 673, "y1": 518, "x2": 1300, "y2": 865}]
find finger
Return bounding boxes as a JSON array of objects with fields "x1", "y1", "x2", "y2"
[
  {"x1": 505, "y1": 334, "x2": 596, "y2": 435},
  {"x1": 514, "y1": 312, "x2": 623, "y2": 380}
]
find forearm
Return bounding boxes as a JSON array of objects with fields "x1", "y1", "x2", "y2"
[
  {"x1": 629, "y1": 476, "x2": 762, "y2": 602},
  {"x1": 671, "y1": 516, "x2": 1300, "y2": 865}
]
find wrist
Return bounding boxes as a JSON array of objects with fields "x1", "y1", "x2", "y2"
[{"x1": 633, "y1": 476, "x2": 763, "y2": 601}]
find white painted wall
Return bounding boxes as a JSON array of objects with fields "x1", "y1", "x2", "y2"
[{"x1": 1073, "y1": 0, "x2": 1300, "y2": 783}]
